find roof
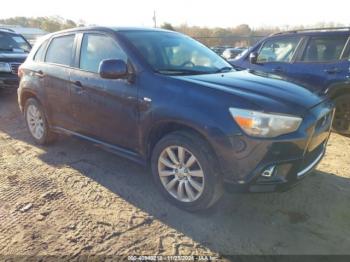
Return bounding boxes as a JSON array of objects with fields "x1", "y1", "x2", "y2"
[
  {"x1": 0, "y1": 25, "x2": 47, "y2": 35},
  {"x1": 49, "y1": 26, "x2": 175, "y2": 36},
  {"x1": 271, "y1": 27, "x2": 350, "y2": 37},
  {"x1": 0, "y1": 27, "x2": 15, "y2": 33}
]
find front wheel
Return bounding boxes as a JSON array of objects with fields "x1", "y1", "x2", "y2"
[
  {"x1": 332, "y1": 95, "x2": 350, "y2": 136},
  {"x1": 151, "y1": 131, "x2": 223, "y2": 211}
]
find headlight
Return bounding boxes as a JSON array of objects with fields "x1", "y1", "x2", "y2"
[
  {"x1": 0, "y1": 62, "x2": 11, "y2": 72},
  {"x1": 229, "y1": 108, "x2": 302, "y2": 138}
]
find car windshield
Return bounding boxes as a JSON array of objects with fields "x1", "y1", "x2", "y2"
[
  {"x1": 120, "y1": 30, "x2": 233, "y2": 75},
  {"x1": 0, "y1": 33, "x2": 31, "y2": 53}
]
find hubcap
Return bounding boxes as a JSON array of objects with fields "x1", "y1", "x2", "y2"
[
  {"x1": 26, "y1": 104, "x2": 45, "y2": 140},
  {"x1": 158, "y1": 146, "x2": 205, "y2": 202}
]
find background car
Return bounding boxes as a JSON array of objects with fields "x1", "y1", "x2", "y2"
[
  {"x1": 211, "y1": 45, "x2": 233, "y2": 56},
  {"x1": 0, "y1": 28, "x2": 31, "y2": 92},
  {"x1": 222, "y1": 47, "x2": 247, "y2": 60},
  {"x1": 229, "y1": 27, "x2": 350, "y2": 136}
]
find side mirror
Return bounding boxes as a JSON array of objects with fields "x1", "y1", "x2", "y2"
[
  {"x1": 99, "y1": 59, "x2": 128, "y2": 79},
  {"x1": 249, "y1": 52, "x2": 258, "y2": 64}
]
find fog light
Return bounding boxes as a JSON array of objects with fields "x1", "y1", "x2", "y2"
[{"x1": 261, "y1": 166, "x2": 276, "y2": 178}]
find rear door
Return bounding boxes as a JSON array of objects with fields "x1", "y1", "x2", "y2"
[
  {"x1": 287, "y1": 34, "x2": 350, "y2": 93},
  {"x1": 69, "y1": 32, "x2": 139, "y2": 150},
  {"x1": 44, "y1": 34, "x2": 77, "y2": 129}
]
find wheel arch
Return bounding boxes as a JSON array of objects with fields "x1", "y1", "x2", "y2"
[
  {"x1": 19, "y1": 90, "x2": 40, "y2": 112},
  {"x1": 145, "y1": 121, "x2": 220, "y2": 167}
]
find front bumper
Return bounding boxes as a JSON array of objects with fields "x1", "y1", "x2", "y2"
[
  {"x1": 225, "y1": 142, "x2": 327, "y2": 193},
  {"x1": 0, "y1": 73, "x2": 19, "y2": 89},
  {"x1": 219, "y1": 100, "x2": 335, "y2": 193}
]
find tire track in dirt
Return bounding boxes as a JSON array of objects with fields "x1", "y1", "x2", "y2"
[{"x1": 0, "y1": 132, "x2": 217, "y2": 256}]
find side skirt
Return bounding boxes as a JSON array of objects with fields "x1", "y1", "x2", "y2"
[{"x1": 51, "y1": 126, "x2": 147, "y2": 166}]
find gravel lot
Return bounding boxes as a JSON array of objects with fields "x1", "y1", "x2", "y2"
[{"x1": 0, "y1": 91, "x2": 349, "y2": 258}]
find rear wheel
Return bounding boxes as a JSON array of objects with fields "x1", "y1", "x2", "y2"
[
  {"x1": 151, "y1": 131, "x2": 223, "y2": 211},
  {"x1": 333, "y1": 95, "x2": 350, "y2": 136},
  {"x1": 24, "y1": 98, "x2": 56, "y2": 145}
]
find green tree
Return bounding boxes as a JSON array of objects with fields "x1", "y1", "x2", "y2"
[
  {"x1": 161, "y1": 22, "x2": 175, "y2": 31},
  {"x1": 0, "y1": 16, "x2": 81, "y2": 32}
]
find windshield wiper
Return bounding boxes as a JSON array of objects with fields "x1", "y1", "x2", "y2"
[
  {"x1": 215, "y1": 67, "x2": 234, "y2": 73},
  {"x1": 156, "y1": 69, "x2": 209, "y2": 75}
]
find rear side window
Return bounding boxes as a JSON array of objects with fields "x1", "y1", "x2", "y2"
[
  {"x1": 79, "y1": 34, "x2": 127, "y2": 73},
  {"x1": 45, "y1": 35, "x2": 75, "y2": 66},
  {"x1": 300, "y1": 36, "x2": 348, "y2": 62},
  {"x1": 33, "y1": 40, "x2": 48, "y2": 62},
  {"x1": 257, "y1": 37, "x2": 301, "y2": 63}
]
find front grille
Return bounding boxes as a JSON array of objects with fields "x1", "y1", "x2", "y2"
[{"x1": 10, "y1": 63, "x2": 21, "y2": 75}]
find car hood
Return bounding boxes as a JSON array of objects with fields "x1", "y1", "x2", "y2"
[
  {"x1": 0, "y1": 52, "x2": 28, "y2": 63},
  {"x1": 175, "y1": 70, "x2": 325, "y2": 114}
]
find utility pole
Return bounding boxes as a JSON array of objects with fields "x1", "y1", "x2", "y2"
[{"x1": 153, "y1": 10, "x2": 157, "y2": 28}]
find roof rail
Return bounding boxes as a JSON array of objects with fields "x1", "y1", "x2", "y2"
[
  {"x1": 0, "y1": 27, "x2": 15, "y2": 33},
  {"x1": 272, "y1": 27, "x2": 350, "y2": 36}
]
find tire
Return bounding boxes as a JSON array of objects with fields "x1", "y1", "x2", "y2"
[
  {"x1": 332, "y1": 95, "x2": 350, "y2": 136},
  {"x1": 24, "y1": 98, "x2": 56, "y2": 145},
  {"x1": 151, "y1": 131, "x2": 223, "y2": 211}
]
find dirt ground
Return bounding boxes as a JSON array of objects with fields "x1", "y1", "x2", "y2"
[{"x1": 0, "y1": 91, "x2": 349, "y2": 258}]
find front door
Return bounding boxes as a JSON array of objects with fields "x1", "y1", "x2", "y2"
[
  {"x1": 69, "y1": 33, "x2": 139, "y2": 151},
  {"x1": 251, "y1": 36, "x2": 302, "y2": 75}
]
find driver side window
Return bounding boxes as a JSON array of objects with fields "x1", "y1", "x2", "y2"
[
  {"x1": 80, "y1": 33, "x2": 127, "y2": 73},
  {"x1": 257, "y1": 37, "x2": 301, "y2": 63}
]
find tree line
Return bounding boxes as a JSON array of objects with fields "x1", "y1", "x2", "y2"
[
  {"x1": 161, "y1": 22, "x2": 348, "y2": 47},
  {"x1": 0, "y1": 16, "x2": 85, "y2": 33},
  {"x1": 0, "y1": 16, "x2": 347, "y2": 47}
]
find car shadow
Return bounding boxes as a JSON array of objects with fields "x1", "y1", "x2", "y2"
[{"x1": 1, "y1": 93, "x2": 350, "y2": 255}]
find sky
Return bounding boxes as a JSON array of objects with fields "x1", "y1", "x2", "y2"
[{"x1": 1, "y1": 0, "x2": 349, "y2": 28}]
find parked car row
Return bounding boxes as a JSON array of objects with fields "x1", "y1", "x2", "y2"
[
  {"x1": 17, "y1": 27, "x2": 335, "y2": 211},
  {"x1": 211, "y1": 45, "x2": 248, "y2": 60},
  {"x1": 211, "y1": 45, "x2": 233, "y2": 56},
  {"x1": 229, "y1": 27, "x2": 350, "y2": 136},
  {"x1": 222, "y1": 47, "x2": 248, "y2": 60}
]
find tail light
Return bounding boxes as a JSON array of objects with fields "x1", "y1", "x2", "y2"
[{"x1": 18, "y1": 65, "x2": 24, "y2": 78}]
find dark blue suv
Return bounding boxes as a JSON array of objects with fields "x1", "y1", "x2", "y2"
[
  {"x1": 230, "y1": 28, "x2": 350, "y2": 136},
  {"x1": 18, "y1": 27, "x2": 334, "y2": 211}
]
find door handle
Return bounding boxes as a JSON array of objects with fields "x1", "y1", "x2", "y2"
[
  {"x1": 139, "y1": 97, "x2": 152, "y2": 111},
  {"x1": 35, "y1": 70, "x2": 44, "y2": 78},
  {"x1": 324, "y1": 68, "x2": 342, "y2": 74},
  {"x1": 74, "y1": 81, "x2": 83, "y2": 87},
  {"x1": 272, "y1": 67, "x2": 283, "y2": 73},
  {"x1": 72, "y1": 81, "x2": 84, "y2": 93}
]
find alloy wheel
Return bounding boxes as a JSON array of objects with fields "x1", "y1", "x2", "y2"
[
  {"x1": 26, "y1": 104, "x2": 45, "y2": 140},
  {"x1": 157, "y1": 146, "x2": 205, "y2": 202}
]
